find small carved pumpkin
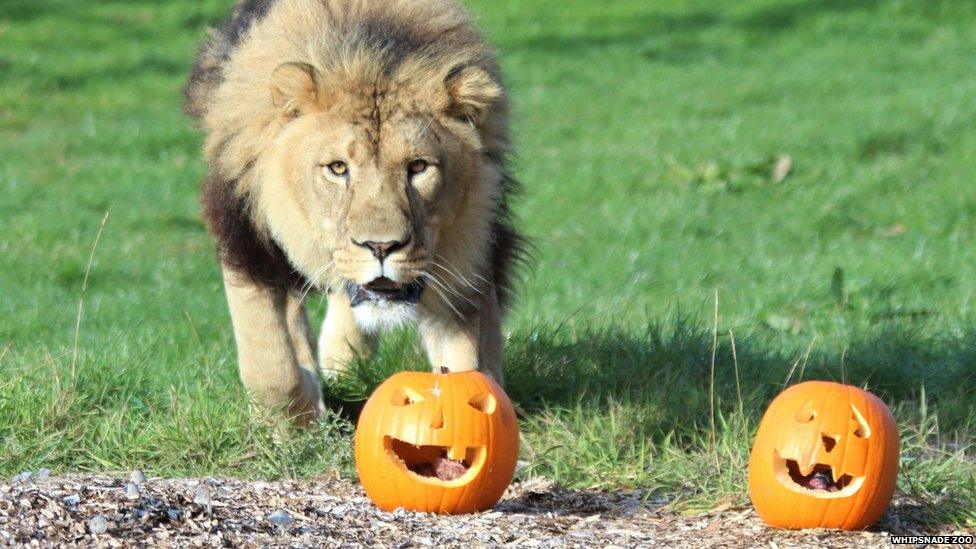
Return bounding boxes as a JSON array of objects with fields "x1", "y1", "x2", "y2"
[
  {"x1": 748, "y1": 381, "x2": 899, "y2": 530},
  {"x1": 354, "y1": 370, "x2": 519, "y2": 514}
]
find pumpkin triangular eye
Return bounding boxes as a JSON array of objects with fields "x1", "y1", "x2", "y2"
[
  {"x1": 468, "y1": 393, "x2": 497, "y2": 414},
  {"x1": 851, "y1": 404, "x2": 872, "y2": 438},
  {"x1": 794, "y1": 398, "x2": 817, "y2": 423},
  {"x1": 391, "y1": 387, "x2": 425, "y2": 406}
]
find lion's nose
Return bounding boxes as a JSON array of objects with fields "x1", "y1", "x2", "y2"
[{"x1": 353, "y1": 236, "x2": 410, "y2": 261}]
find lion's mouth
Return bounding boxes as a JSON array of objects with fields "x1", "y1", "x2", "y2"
[
  {"x1": 773, "y1": 451, "x2": 864, "y2": 498},
  {"x1": 383, "y1": 436, "x2": 486, "y2": 484},
  {"x1": 347, "y1": 277, "x2": 425, "y2": 306}
]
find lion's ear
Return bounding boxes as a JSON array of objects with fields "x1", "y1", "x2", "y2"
[
  {"x1": 270, "y1": 62, "x2": 319, "y2": 117},
  {"x1": 443, "y1": 65, "x2": 502, "y2": 124}
]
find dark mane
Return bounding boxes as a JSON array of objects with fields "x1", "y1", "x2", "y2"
[{"x1": 200, "y1": 173, "x2": 309, "y2": 292}]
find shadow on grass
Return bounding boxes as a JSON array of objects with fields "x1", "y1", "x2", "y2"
[
  {"x1": 0, "y1": 0, "x2": 221, "y2": 26},
  {"x1": 45, "y1": 55, "x2": 190, "y2": 91},
  {"x1": 879, "y1": 500, "x2": 975, "y2": 536},
  {"x1": 331, "y1": 317, "x2": 976, "y2": 435},
  {"x1": 737, "y1": 0, "x2": 883, "y2": 34},
  {"x1": 515, "y1": 320, "x2": 976, "y2": 425},
  {"x1": 499, "y1": 0, "x2": 888, "y2": 63},
  {"x1": 0, "y1": 0, "x2": 68, "y2": 21}
]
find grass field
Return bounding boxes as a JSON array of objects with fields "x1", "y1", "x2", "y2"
[{"x1": 1, "y1": 0, "x2": 975, "y2": 528}]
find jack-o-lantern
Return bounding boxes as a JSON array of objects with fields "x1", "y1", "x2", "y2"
[
  {"x1": 354, "y1": 369, "x2": 519, "y2": 514},
  {"x1": 748, "y1": 381, "x2": 899, "y2": 530}
]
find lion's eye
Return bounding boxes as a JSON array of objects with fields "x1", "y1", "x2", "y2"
[
  {"x1": 325, "y1": 161, "x2": 348, "y2": 177},
  {"x1": 407, "y1": 159, "x2": 428, "y2": 176}
]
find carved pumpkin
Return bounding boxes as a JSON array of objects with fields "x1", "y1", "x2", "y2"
[
  {"x1": 354, "y1": 369, "x2": 519, "y2": 514},
  {"x1": 748, "y1": 381, "x2": 899, "y2": 530}
]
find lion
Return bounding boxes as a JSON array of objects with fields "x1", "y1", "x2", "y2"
[{"x1": 183, "y1": 0, "x2": 524, "y2": 425}]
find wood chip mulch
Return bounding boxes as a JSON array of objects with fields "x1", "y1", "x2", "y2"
[{"x1": 0, "y1": 473, "x2": 971, "y2": 547}]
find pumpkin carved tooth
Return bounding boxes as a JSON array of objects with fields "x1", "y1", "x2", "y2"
[
  {"x1": 830, "y1": 465, "x2": 845, "y2": 487},
  {"x1": 795, "y1": 458, "x2": 816, "y2": 477},
  {"x1": 448, "y1": 445, "x2": 467, "y2": 461}
]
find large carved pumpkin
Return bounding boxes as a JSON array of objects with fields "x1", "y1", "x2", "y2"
[
  {"x1": 354, "y1": 370, "x2": 519, "y2": 514},
  {"x1": 748, "y1": 381, "x2": 899, "y2": 530}
]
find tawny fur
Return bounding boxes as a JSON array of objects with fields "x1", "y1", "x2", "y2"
[{"x1": 184, "y1": 0, "x2": 524, "y2": 425}]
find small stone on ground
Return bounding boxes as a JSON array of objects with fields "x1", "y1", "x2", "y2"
[
  {"x1": 124, "y1": 482, "x2": 141, "y2": 500},
  {"x1": 267, "y1": 509, "x2": 294, "y2": 526},
  {"x1": 193, "y1": 484, "x2": 212, "y2": 508},
  {"x1": 129, "y1": 469, "x2": 147, "y2": 485},
  {"x1": 87, "y1": 515, "x2": 108, "y2": 535}
]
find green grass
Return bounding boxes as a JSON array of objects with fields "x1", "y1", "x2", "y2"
[{"x1": 1, "y1": 0, "x2": 975, "y2": 528}]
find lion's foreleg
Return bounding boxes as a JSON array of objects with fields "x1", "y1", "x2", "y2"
[
  {"x1": 222, "y1": 265, "x2": 324, "y2": 426},
  {"x1": 419, "y1": 288, "x2": 504, "y2": 383},
  {"x1": 318, "y1": 290, "x2": 378, "y2": 378},
  {"x1": 476, "y1": 287, "x2": 504, "y2": 381},
  {"x1": 285, "y1": 290, "x2": 319, "y2": 381}
]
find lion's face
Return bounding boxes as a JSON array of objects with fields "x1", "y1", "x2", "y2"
[{"x1": 249, "y1": 62, "x2": 501, "y2": 330}]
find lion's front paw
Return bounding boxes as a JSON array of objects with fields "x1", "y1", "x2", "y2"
[{"x1": 286, "y1": 366, "x2": 325, "y2": 428}]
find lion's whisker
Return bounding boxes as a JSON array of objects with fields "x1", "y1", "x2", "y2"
[
  {"x1": 416, "y1": 271, "x2": 465, "y2": 319},
  {"x1": 297, "y1": 261, "x2": 335, "y2": 306},
  {"x1": 427, "y1": 280, "x2": 464, "y2": 320},
  {"x1": 423, "y1": 270, "x2": 477, "y2": 308},
  {"x1": 430, "y1": 259, "x2": 484, "y2": 295},
  {"x1": 434, "y1": 254, "x2": 495, "y2": 289}
]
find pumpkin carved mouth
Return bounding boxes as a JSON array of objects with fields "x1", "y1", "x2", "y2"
[
  {"x1": 384, "y1": 437, "x2": 486, "y2": 485},
  {"x1": 773, "y1": 451, "x2": 865, "y2": 498}
]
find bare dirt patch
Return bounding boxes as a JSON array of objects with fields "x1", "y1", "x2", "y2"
[{"x1": 0, "y1": 474, "x2": 968, "y2": 547}]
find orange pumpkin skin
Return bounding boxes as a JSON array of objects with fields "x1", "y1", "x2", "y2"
[
  {"x1": 354, "y1": 370, "x2": 519, "y2": 514},
  {"x1": 748, "y1": 381, "x2": 899, "y2": 530}
]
